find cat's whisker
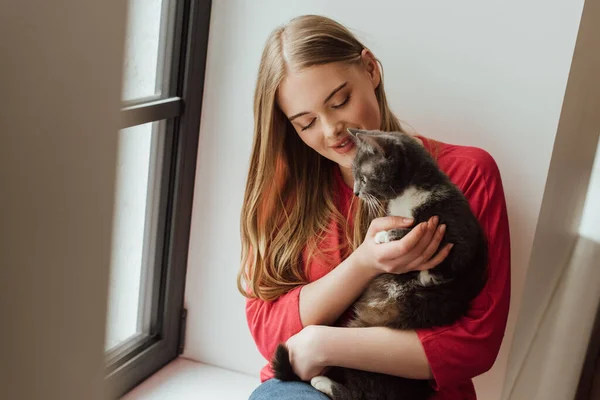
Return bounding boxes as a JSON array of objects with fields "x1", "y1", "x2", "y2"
[
  {"x1": 370, "y1": 194, "x2": 385, "y2": 218},
  {"x1": 364, "y1": 194, "x2": 376, "y2": 217},
  {"x1": 366, "y1": 193, "x2": 385, "y2": 217},
  {"x1": 363, "y1": 197, "x2": 372, "y2": 217},
  {"x1": 365, "y1": 199, "x2": 373, "y2": 217}
]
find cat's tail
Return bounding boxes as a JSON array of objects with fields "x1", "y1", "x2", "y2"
[{"x1": 271, "y1": 344, "x2": 301, "y2": 382}]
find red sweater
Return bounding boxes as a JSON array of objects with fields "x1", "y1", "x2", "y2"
[{"x1": 245, "y1": 136, "x2": 511, "y2": 399}]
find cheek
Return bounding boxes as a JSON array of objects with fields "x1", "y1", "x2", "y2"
[
  {"x1": 349, "y1": 94, "x2": 380, "y2": 130},
  {"x1": 297, "y1": 130, "x2": 323, "y2": 153}
]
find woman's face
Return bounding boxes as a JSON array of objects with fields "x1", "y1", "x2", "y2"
[{"x1": 277, "y1": 50, "x2": 382, "y2": 171}]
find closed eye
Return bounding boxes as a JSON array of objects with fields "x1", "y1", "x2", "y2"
[
  {"x1": 332, "y1": 94, "x2": 350, "y2": 109},
  {"x1": 301, "y1": 118, "x2": 316, "y2": 131}
]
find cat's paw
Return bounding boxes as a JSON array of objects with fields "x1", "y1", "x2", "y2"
[
  {"x1": 374, "y1": 230, "x2": 390, "y2": 244},
  {"x1": 375, "y1": 228, "x2": 408, "y2": 243},
  {"x1": 311, "y1": 376, "x2": 334, "y2": 398}
]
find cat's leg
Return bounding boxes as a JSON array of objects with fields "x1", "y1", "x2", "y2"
[
  {"x1": 310, "y1": 376, "x2": 351, "y2": 399},
  {"x1": 310, "y1": 376, "x2": 334, "y2": 398},
  {"x1": 374, "y1": 228, "x2": 410, "y2": 244}
]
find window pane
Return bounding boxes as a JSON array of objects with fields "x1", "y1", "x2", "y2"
[
  {"x1": 105, "y1": 121, "x2": 166, "y2": 351},
  {"x1": 121, "y1": 0, "x2": 175, "y2": 102}
]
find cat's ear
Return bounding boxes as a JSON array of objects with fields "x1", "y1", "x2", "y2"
[
  {"x1": 352, "y1": 131, "x2": 386, "y2": 155},
  {"x1": 360, "y1": 134, "x2": 386, "y2": 155},
  {"x1": 347, "y1": 128, "x2": 366, "y2": 137}
]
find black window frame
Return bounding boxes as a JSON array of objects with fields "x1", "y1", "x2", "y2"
[{"x1": 104, "y1": 0, "x2": 212, "y2": 397}]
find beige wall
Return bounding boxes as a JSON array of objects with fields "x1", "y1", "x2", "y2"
[
  {"x1": 508, "y1": 237, "x2": 600, "y2": 400},
  {"x1": 503, "y1": 0, "x2": 600, "y2": 397},
  {"x1": 0, "y1": 1, "x2": 126, "y2": 399}
]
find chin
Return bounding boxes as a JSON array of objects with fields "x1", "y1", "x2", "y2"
[
  {"x1": 337, "y1": 150, "x2": 357, "y2": 165},
  {"x1": 334, "y1": 157, "x2": 354, "y2": 170}
]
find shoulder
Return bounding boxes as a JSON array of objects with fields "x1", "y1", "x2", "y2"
[
  {"x1": 421, "y1": 136, "x2": 506, "y2": 217},
  {"x1": 441, "y1": 142, "x2": 499, "y2": 180}
]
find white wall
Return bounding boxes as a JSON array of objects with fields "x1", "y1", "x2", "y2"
[
  {"x1": 0, "y1": 0, "x2": 126, "y2": 399},
  {"x1": 183, "y1": 1, "x2": 588, "y2": 399}
]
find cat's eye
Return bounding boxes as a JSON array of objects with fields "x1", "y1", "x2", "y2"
[{"x1": 361, "y1": 175, "x2": 367, "y2": 183}]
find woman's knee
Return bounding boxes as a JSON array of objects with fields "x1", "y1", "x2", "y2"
[{"x1": 249, "y1": 379, "x2": 330, "y2": 400}]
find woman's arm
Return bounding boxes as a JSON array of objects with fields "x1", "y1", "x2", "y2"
[
  {"x1": 299, "y1": 216, "x2": 447, "y2": 326},
  {"x1": 284, "y1": 324, "x2": 432, "y2": 381},
  {"x1": 299, "y1": 251, "x2": 378, "y2": 326},
  {"x1": 247, "y1": 215, "x2": 446, "y2": 362},
  {"x1": 321, "y1": 326, "x2": 432, "y2": 379}
]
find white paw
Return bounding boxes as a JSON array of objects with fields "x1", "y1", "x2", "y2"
[
  {"x1": 374, "y1": 230, "x2": 390, "y2": 244},
  {"x1": 418, "y1": 270, "x2": 441, "y2": 286},
  {"x1": 311, "y1": 376, "x2": 334, "y2": 397}
]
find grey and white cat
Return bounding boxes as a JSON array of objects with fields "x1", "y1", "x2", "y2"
[{"x1": 273, "y1": 129, "x2": 488, "y2": 400}]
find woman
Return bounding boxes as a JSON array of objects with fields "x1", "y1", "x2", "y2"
[{"x1": 239, "y1": 14, "x2": 511, "y2": 400}]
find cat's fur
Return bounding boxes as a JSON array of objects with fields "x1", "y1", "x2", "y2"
[{"x1": 272, "y1": 129, "x2": 488, "y2": 400}]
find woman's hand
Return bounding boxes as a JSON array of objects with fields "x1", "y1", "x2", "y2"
[
  {"x1": 352, "y1": 215, "x2": 453, "y2": 275},
  {"x1": 285, "y1": 325, "x2": 329, "y2": 381}
]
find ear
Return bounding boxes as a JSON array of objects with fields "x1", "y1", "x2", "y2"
[{"x1": 360, "y1": 48, "x2": 381, "y2": 89}]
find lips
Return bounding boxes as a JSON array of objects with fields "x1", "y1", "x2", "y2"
[{"x1": 331, "y1": 136, "x2": 355, "y2": 155}]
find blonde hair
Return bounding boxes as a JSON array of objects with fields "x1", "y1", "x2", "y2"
[{"x1": 238, "y1": 15, "x2": 406, "y2": 301}]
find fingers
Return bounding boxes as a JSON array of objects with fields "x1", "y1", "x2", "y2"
[
  {"x1": 404, "y1": 254, "x2": 425, "y2": 271},
  {"x1": 378, "y1": 220, "x2": 427, "y2": 256},
  {"x1": 414, "y1": 216, "x2": 440, "y2": 255},
  {"x1": 420, "y1": 223, "x2": 446, "y2": 262},
  {"x1": 383, "y1": 216, "x2": 448, "y2": 272},
  {"x1": 417, "y1": 243, "x2": 454, "y2": 271},
  {"x1": 368, "y1": 215, "x2": 415, "y2": 235},
  {"x1": 393, "y1": 216, "x2": 438, "y2": 260},
  {"x1": 403, "y1": 220, "x2": 443, "y2": 270}
]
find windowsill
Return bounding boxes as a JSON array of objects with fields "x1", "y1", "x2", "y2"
[{"x1": 122, "y1": 357, "x2": 260, "y2": 399}]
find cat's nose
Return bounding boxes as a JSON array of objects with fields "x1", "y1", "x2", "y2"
[{"x1": 354, "y1": 190, "x2": 360, "y2": 197}]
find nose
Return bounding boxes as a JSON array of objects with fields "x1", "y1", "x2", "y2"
[
  {"x1": 354, "y1": 191, "x2": 360, "y2": 197},
  {"x1": 322, "y1": 115, "x2": 343, "y2": 141}
]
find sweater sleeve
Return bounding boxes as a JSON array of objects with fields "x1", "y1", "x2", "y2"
[
  {"x1": 415, "y1": 149, "x2": 511, "y2": 390},
  {"x1": 246, "y1": 286, "x2": 305, "y2": 362}
]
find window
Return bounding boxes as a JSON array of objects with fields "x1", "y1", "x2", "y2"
[{"x1": 104, "y1": 0, "x2": 212, "y2": 396}]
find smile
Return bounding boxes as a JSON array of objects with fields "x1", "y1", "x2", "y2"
[
  {"x1": 336, "y1": 139, "x2": 351, "y2": 148},
  {"x1": 331, "y1": 137, "x2": 356, "y2": 155}
]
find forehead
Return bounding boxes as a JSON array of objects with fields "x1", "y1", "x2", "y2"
[{"x1": 277, "y1": 62, "x2": 360, "y2": 115}]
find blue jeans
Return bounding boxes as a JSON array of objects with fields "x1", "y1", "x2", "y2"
[{"x1": 249, "y1": 379, "x2": 330, "y2": 400}]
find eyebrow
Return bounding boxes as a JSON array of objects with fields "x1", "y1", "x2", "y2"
[{"x1": 288, "y1": 82, "x2": 348, "y2": 122}]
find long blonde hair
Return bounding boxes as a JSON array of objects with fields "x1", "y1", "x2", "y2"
[{"x1": 238, "y1": 15, "x2": 405, "y2": 301}]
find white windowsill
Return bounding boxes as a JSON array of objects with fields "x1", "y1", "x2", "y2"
[{"x1": 122, "y1": 357, "x2": 260, "y2": 400}]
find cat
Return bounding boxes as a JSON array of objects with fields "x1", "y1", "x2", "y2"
[{"x1": 271, "y1": 128, "x2": 488, "y2": 400}]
